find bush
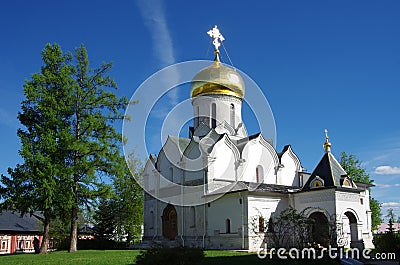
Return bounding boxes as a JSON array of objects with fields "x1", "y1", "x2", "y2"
[
  {"x1": 57, "y1": 239, "x2": 129, "y2": 250},
  {"x1": 373, "y1": 232, "x2": 400, "y2": 254},
  {"x1": 134, "y1": 246, "x2": 204, "y2": 265}
]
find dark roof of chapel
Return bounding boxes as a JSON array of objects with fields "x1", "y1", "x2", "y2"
[{"x1": 302, "y1": 151, "x2": 353, "y2": 191}]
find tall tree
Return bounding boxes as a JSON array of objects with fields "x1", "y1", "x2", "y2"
[
  {"x1": 66, "y1": 45, "x2": 128, "y2": 252},
  {"x1": 0, "y1": 43, "x2": 74, "y2": 253},
  {"x1": 340, "y1": 152, "x2": 382, "y2": 230}
]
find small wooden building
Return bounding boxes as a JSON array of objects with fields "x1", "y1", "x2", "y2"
[{"x1": 0, "y1": 210, "x2": 43, "y2": 254}]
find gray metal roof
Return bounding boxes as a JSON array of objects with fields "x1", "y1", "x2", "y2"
[
  {"x1": 169, "y1": 136, "x2": 191, "y2": 151},
  {"x1": 0, "y1": 210, "x2": 42, "y2": 233},
  {"x1": 206, "y1": 181, "x2": 300, "y2": 196}
]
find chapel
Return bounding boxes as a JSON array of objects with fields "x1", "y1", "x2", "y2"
[{"x1": 141, "y1": 26, "x2": 373, "y2": 251}]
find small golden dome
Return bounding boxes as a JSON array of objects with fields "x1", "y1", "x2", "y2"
[{"x1": 190, "y1": 54, "x2": 245, "y2": 99}]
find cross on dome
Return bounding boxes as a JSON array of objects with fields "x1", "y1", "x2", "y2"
[
  {"x1": 207, "y1": 25, "x2": 225, "y2": 51},
  {"x1": 323, "y1": 129, "x2": 332, "y2": 153}
]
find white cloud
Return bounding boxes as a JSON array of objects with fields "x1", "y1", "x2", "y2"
[
  {"x1": 381, "y1": 202, "x2": 400, "y2": 208},
  {"x1": 136, "y1": 0, "x2": 179, "y2": 105},
  {"x1": 374, "y1": 165, "x2": 400, "y2": 175},
  {"x1": 374, "y1": 183, "x2": 400, "y2": 188}
]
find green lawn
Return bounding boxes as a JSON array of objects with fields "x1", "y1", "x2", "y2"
[
  {"x1": 0, "y1": 250, "x2": 138, "y2": 265},
  {"x1": 0, "y1": 250, "x2": 340, "y2": 265}
]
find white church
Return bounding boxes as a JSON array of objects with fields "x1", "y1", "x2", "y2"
[{"x1": 141, "y1": 26, "x2": 374, "y2": 251}]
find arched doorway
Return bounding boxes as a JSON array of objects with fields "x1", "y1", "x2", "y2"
[
  {"x1": 310, "y1": 212, "x2": 330, "y2": 247},
  {"x1": 344, "y1": 211, "x2": 358, "y2": 248},
  {"x1": 162, "y1": 204, "x2": 178, "y2": 240}
]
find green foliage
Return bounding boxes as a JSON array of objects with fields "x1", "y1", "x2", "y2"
[
  {"x1": 57, "y1": 239, "x2": 128, "y2": 250},
  {"x1": 112, "y1": 153, "x2": 143, "y2": 244},
  {"x1": 339, "y1": 152, "x2": 383, "y2": 230},
  {"x1": 339, "y1": 153, "x2": 372, "y2": 184},
  {"x1": 91, "y1": 153, "x2": 143, "y2": 244},
  {"x1": 0, "y1": 43, "x2": 75, "y2": 253},
  {"x1": 373, "y1": 232, "x2": 400, "y2": 254},
  {"x1": 369, "y1": 197, "x2": 383, "y2": 230},
  {"x1": 268, "y1": 207, "x2": 313, "y2": 249},
  {"x1": 1, "y1": 42, "x2": 131, "y2": 253},
  {"x1": 251, "y1": 207, "x2": 312, "y2": 249},
  {"x1": 49, "y1": 215, "x2": 71, "y2": 246},
  {"x1": 68, "y1": 44, "x2": 128, "y2": 207},
  {"x1": 251, "y1": 207, "x2": 339, "y2": 249},
  {"x1": 94, "y1": 198, "x2": 117, "y2": 240},
  {"x1": 55, "y1": 44, "x2": 128, "y2": 252},
  {"x1": 386, "y1": 208, "x2": 397, "y2": 234},
  {"x1": 135, "y1": 247, "x2": 205, "y2": 265}
]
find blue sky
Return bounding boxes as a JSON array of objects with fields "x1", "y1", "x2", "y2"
[{"x1": 0, "y1": 0, "x2": 399, "y2": 219}]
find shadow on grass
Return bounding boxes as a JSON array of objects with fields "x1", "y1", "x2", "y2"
[{"x1": 201, "y1": 254, "x2": 341, "y2": 265}]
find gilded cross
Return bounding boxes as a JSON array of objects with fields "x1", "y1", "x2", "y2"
[{"x1": 207, "y1": 25, "x2": 225, "y2": 51}]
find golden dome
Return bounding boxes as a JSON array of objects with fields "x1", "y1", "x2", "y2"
[{"x1": 190, "y1": 54, "x2": 245, "y2": 99}]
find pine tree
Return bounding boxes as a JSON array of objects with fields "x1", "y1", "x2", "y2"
[
  {"x1": 94, "y1": 198, "x2": 117, "y2": 240},
  {"x1": 66, "y1": 45, "x2": 128, "y2": 252},
  {"x1": 386, "y1": 208, "x2": 396, "y2": 234},
  {"x1": 1, "y1": 43, "x2": 129, "y2": 253},
  {"x1": 0, "y1": 43, "x2": 74, "y2": 253}
]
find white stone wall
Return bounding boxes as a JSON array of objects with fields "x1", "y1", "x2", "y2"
[
  {"x1": 247, "y1": 194, "x2": 289, "y2": 251},
  {"x1": 207, "y1": 135, "x2": 237, "y2": 185},
  {"x1": 240, "y1": 135, "x2": 279, "y2": 184},
  {"x1": 192, "y1": 95, "x2": 247, "y2": 137},
  {"x1": 335, "y1": 190, "x2": 374, "y2": 249},
  {"x1": 143, "y1": 197, "x2": 158, "y2": 239},
  {"x1": 206, "y1": 192, "x2": 247, "y2": 249},
  {"x1": 278, "y1": 147, "x2": 301, "y2": 186},
  {"x1": 293, "y1": 189, "x2": 336, "y2": 215},
  {"x1": 157, "y1": 138, "x2": 185, "y2": 187}
]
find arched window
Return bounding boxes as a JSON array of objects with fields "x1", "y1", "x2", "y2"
[
  {"x1": 310, "y1": 176, "x2": 324, "y2": 189},
  {"x1": 211, "y1": 103, "x2": 216, "y2": 128},
  {"x1": 195, "y1": 106, "x2": 199, "y2": 127},
  {"x1": 258, "y1": 217, "x2": 265, "y2": 232},
  {"x1": 342, "y1": 178, "x2": 352, "y2": 187},
  {"x1": 190, "y1": 206, "x2": 196, "y2": 227},
  {"x1": 169, "y1": 167, "x2": 173, "y2": 181},
  {"x1": 230, "y1": 103, "x2": 235, "y2": 127},
  {"x1": 226, "y1": 218, "x2": 231, "y2": 233},
  {"x1": 150, "y1": 210, "x2": 154, "y2": 229},
  {"x1": 1, "y1": 241, "x2": 7, "y2": 250},
  {"x1": 256, "y1": 165, "x2": 263, "y2": 183}
]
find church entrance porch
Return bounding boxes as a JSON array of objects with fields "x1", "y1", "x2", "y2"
[
  {"x1": 343, "y1": 211, "x2": 364, "y2": 250},
  {"x1": 309, "y1": 212, "x2": 330, "y2": 247},
  {"x1": 162, "y1": 204, "x2": 178, "y2": 240}
]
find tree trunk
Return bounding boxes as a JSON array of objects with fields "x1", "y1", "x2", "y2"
[
  {"x1": 69, "y1": 89, "x2": 80, "y2": 253},
  {"x1": 39, "y1": 211, "x2": 50, "y2": 254},
  {"x1": 69, "y1": 204, "x2": 78, "y2": 252}
]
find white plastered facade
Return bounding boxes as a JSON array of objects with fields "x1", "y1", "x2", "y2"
[{"x1": 140, "y1": 62, "x2": 374, "y2": 252}]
